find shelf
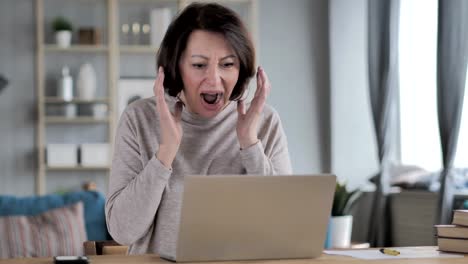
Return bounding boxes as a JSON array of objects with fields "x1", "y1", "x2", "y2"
[
  {"x1": 44, "y1": 97, "x2": 109, "y2": 104},
  {"x1": 45, "y1": 117, "x2": 110, "y2": 124},
  {"x1": 120, "y1": 45, "x2": 159, "y2": 53},
  {"x1": 46, "y1": 166, "x2": 110, "y2": 171},
  {"x1": 44, "y1": 44, "x2": 109, "y2": 53},
  {"x1": 119, "y1": 0, "x2": 179, "y2": 3}
]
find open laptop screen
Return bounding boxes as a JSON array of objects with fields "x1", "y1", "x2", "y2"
[{"x1": 160, "y1": 174, "x2": 336, "y2": 262}]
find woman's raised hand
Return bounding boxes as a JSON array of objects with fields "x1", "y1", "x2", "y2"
[
  {"x1": 236, "y1": 66, "x2": 271, "y2": 149},
  {"x1": 154, "y1": 67, "x2": 184, "y2": 168}
]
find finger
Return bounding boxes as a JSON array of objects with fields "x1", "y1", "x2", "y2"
[
  {"x1": 155, "y1": 67, "x2": 171, "y2": 117},
  {"x1": 248, "y1": 94, "x2": 266, "y2": 116},
  {"x1": 153, "y1": 74, "x2": 159, "y2": 97},
  {"x1": 255, "y1": 66, "x2": 263, "y2": 97},
  {"x1": 237, "y1": 100, "x2": 246, "y2": 116},
  {"x1": 259, "y1": 67, "x2": 271, "y2": 96},
  {"x1": 248, "y1": 67, "x2": 268, "y2": 112},
  {"x1": 174, "y1": 101, "x2": 184, "y2": 122},
  {"x1": 253, "y1": 68, "x2": 268, "y2": 105},
  {"x1": 248, "y1": 73, "x2": 268, "y2": 116},
  {"x1": 154, "y1": 67, "x2": 164, "y2": 100}
]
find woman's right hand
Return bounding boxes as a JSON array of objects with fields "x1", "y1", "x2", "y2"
[{"x1": 154, "y1": 67, "x2": 184, "y2": 169}]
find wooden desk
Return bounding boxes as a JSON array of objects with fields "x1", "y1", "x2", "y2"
[{"x1": 1, "y1": 247, "x2": 466, "y2": 264}]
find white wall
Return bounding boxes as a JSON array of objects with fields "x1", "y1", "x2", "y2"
[
  {"x1": 0, "y1": 0, "x2": 36, "y2": 195},
  {"x1": 258, "y1": 0, "x2": 330, "y2": 174},
  {"x1": 329, "y1": 0, "x2": 379, "y2": 189}
]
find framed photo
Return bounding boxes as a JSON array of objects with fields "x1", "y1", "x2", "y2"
[{"x1": 117, "y1": 78, "x2": 154, "y2": 119}]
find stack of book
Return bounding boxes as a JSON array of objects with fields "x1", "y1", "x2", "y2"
[{"x1": 435, "y1": 210, "x2": 468, "y2": 253}]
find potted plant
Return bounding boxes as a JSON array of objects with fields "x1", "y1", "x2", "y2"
[
  {"x1": 52, "y1": 16, "x2": 73, "y2": 48},
  {"x1": 329, "y1": 182, "x2": 361, "y2": 248}
]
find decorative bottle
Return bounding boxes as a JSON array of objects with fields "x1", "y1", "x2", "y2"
[
  {"x1": 57, "y1": 66, "x2": 76, "y2": 118},
  {"x1": 57, "y1": 66, "x2": 73, "y2": 101}
]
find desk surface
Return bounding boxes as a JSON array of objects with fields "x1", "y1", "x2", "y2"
[{"x1": 1, "y1": 247, "x2": 466, "y2": 264}]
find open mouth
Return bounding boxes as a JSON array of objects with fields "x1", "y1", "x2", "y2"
[{"x1": 200, "y1": 92, "x2": 223, "y2": 105}]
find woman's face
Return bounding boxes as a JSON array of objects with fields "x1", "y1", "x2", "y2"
[{"x1": 179, "y1": 30, "x2": 240, "y2": 118}]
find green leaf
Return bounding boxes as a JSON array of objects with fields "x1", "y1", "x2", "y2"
[
  {"x1": 332, "y1": 182, "x2": 362, "y2": 216},
  {"x1": 52, "y1": 16, "x2": 73, "y2": 32}
]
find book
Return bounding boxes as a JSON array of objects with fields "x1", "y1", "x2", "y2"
[
  {"x1": 435, "y1": 225, "x2": 468, "y2": 239},
  {"x1": 452, "y1": 210, "x2": 468, "y2": 226},
  {"x1": 437, "y1": 237, "x2": 468, "y2": 253}
]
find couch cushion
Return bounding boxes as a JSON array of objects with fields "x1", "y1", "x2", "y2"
[
  {"x1": 0, "y1": 191, "x2": 108, "y2": 240},
  {"x1": 0, "y1": 202, "x2": 87, "y2": 259}
]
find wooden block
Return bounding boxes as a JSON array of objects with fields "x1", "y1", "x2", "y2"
[
  {"x1": 78, "y1": 28, "x2": 101, "y2": 45},
  {"x1": 83, "y1": 241, "x2": 97, "y2": 255},
  {"x1": 102, "y1": 245, "x2": 128, "y2": 255}
]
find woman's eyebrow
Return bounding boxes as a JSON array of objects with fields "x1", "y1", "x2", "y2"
[
  {"x1": 191, "y1": 55, "x2": 208, "y2": 59},
  {"x1": 220, "y1": 55, "x2": 237, "y2": 60},
  {"x1": 191, "y1": 54, "x2": 237, "y2": 60}
]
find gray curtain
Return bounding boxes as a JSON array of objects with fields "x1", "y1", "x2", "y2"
[
  {"x1": 436, "y1": 0, "x2": 468, "y2": 225},
  {"x1": 367, "y1": 0, "x2": 400, "y2": 247}
]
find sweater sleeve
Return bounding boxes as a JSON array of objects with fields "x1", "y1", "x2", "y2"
[
  {"x1": 240, "y1": 109, "x2": 292, "y2": 175},
  {"x1": 105, "y1": 111, "x2": 171, "y2": 245}
]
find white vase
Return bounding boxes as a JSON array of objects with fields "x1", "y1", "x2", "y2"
[
  {"x1": 329, "y1": 215, "x2": 353, "y2": 248},
  {"x1": 55, "y1": 30, "x2": 72, "y2": 48},
  {"x1": 77, "y1": 63, "x2": 97, "y2": 100}
]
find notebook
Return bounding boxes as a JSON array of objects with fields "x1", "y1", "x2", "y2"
[{"x1": 159, "y1": 174, "x2": 336, "y2": 262}]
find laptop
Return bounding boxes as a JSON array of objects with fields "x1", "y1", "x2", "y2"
[{"x1": 159, "y1": 174, "x2": 336, "y2": 262}]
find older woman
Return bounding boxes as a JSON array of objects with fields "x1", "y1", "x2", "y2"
[{"x1": 106, "y1": 2, "x2": 292, "y2": 256}]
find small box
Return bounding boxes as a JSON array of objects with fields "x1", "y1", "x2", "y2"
[
  {"x1": 78, "y1": 27, "x2": 101, "y2": 45},
  {"x1": 47, "y1": 144, "x2": 78, "y2": 167},
  {"x1": 80, "y1": 143, "x2": 110, "y2": 167}
]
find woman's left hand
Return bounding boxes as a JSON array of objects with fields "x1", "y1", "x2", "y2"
[{"x1": 237, "y1": 66, "x2": 271, "y2": 149}]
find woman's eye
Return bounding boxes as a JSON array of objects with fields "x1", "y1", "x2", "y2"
[
  {"x1": 222, "y1": 63, "x2": 235, "y2": 68},
  {"x1": 192, "y1": 64, "x2": 205, "y2": 69}
]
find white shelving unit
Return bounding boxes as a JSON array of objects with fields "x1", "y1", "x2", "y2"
[
  {"x1": 46, "y1": 166, "x2": 110, "y2": 172},
  {"x1": 44, "y1": 45, "x2": 109, "y2": 53},
  {"x1": 44, "y1": 117, "x2": 110, "y2": 124},
  {"x1": 36, "y1": 0, "x2": 115, "y2": 195},
  {"x1": 44, "y1": 97, "x2": 110, "y2": 104},
  {"x1": 119, "y1": 45, "x2": 159, "y2": 53}
]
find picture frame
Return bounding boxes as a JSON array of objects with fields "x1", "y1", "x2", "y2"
[{"x1": 117, "y1": 78, "x2": 154, "y2": 120}]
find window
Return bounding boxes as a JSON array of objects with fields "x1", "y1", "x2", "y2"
[
  {"x1": 399, "y1": 0, "x2": 441, "y2": 171},
  {"x1": 399, "y1": 0, "x2": 468, "y2": 171}
]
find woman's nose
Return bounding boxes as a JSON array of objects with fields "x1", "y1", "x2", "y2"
[{"x1": 205, "y1": 65, "x2": 221, "y2": 86}]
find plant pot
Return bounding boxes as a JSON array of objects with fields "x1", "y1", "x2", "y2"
[
  {"x1": 329, "y1": 215, "x2": 353, "y2": 248},
  {"x1": 55, "y1": 30, "x2": 72, "y2": 48}
]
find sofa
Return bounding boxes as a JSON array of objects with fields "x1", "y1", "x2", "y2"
[{"x1": 0, "y1": 190, "x2": 110, "y2": 258}]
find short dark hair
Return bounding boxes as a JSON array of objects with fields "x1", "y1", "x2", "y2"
[{"x1": 156, "y1": 2, "x2": 255, "y2": 101}]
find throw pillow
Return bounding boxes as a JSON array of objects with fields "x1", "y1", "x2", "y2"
[
  {"x1": 0, "y1": 191, "x2": 109, "y2": 240},
  {"x1": 0, "y1": 202, "x2": 87, "y2": 259}
]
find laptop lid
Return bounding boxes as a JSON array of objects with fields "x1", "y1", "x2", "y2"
[{"x1": 171, "y1": 174, "x2": 336, "y2": 262}]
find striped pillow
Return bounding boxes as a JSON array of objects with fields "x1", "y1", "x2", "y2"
[{"x1": 0, "y1": 202, "x2": 87, "y2": 259}]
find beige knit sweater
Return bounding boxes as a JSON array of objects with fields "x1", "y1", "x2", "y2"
[{"x1": 105, "y1": 95, "x2": 292, "y2": 255}]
